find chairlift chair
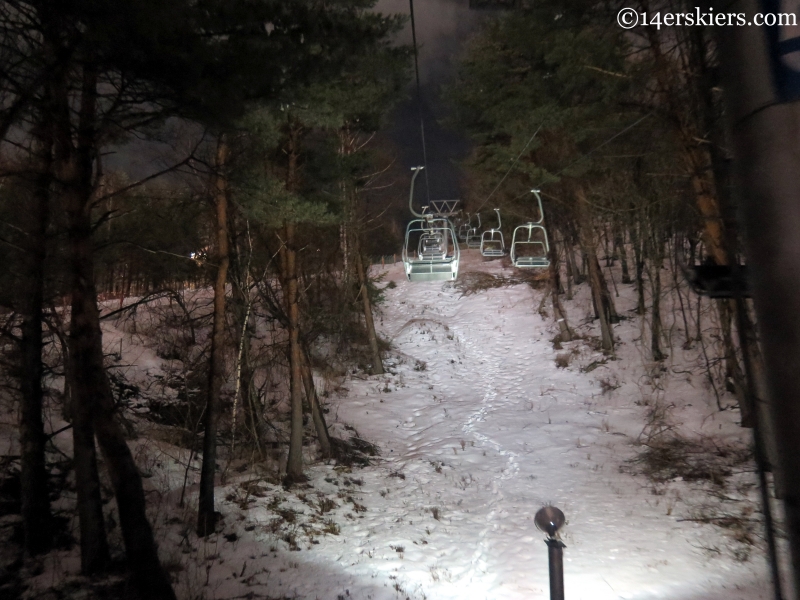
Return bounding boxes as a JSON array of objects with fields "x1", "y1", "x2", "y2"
[
  {"x1": 510, "y1": 190, "x2": 550, "y2": 269},
  {"x1": 466, "y1": 213, "x2": 482, "y2": 248},
  {"x1": 457, "y1": 213, "x2": 472, "y2": 242},
  {"x1": 404, "y1": 218, "x2": 459, "y2": 281},
  {"x1": 418, "y1": 230, "x2": 447, "y2": 260},
  {"x1": 480, "y1": 208, "x2": 505, "y2": 258},
  {"x1": 511, "y1": 223, "x2": 550, "y2": 268},
  {"x1": 672, "y1": 237, "x2": 752, "y2": 298},
  {"x1": 683, "y1": 263, "x2": 751, "y2": 298},
  {"x1": 402, "y1": 167, "x2": 461, "y2": 281}
]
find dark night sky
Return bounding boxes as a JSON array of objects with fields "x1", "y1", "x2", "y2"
[{"x1": 376, "y1": 0, "x2": 484, "y2": 203}]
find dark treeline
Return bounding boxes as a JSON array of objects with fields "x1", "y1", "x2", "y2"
[{"x1": 0, "y1": 1, "x2": 410, "y2": 597}]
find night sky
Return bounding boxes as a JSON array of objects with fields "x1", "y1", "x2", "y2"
[{"x1": 376, "y1": 0, "x2": 483, "y2": 203}]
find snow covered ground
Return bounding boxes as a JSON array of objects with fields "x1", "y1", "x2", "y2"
[
  {"x1": 4, "y1": 248, "x2": 785, "y2": 600},
  {"x1": 173, "y1": 250, "x2": 779, "y2": 600}
]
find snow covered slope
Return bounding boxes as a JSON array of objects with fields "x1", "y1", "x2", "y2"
[
  {"x1": 191, "y1": 251, "x2": 777, "y2": 600},
  {"x1": 9, "y1": 249, "x2": 780, "y2": 600}
]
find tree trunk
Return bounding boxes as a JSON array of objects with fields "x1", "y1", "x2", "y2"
[
  {"x1": 548, "y1": 235, "x2": 572, "y2": 341},
  {"x1": 340, "y1": 223, "x2": 349, "y2": 282},
  {"x1": 48, "y1": 52, "x2": 110, "y2": 577},
  {"x1": 19, "y1": 115, "x2": 54, "y2": 556},
  {"x1": 67, "y1": 211, "x2": 177, "y2": 598},
  {"x1": 355, "y1": 251, "x2": 384, "y2": 375},
  {"x1": 580, "y1": 250, "x2": 588, "y2": 282},
  {"x1": 281, "y1": 120, "x2": 306, "y2": 485},
  {"x1": 50, "y1": 55, "x2": 178, "y2": 598},
  {"x1": 300, "y1": 348, "x2": 332, "y2": 459},
  {"x1": 198, "y1": 135, "x2": 230, "y2": 536},
  {"x1": 595, "y1": 256, "x2": 619, "y2": 322},
  {"x1": 670, "y1": 238, "x2": 693, "y2": 347},
  {"x1": 577, "y1": 188, "x2": 614, "y2": 354},
  {"x1": 719, "y1": 299, "x2": 751, "y2": 425},
  {"x1": 563, "y1": 233, "x2": 575, "y2": 299},
  {"x1": 648, "y1": 255, "x2": 666, "y2": 361},
  {"x1": 630, "y1": 222, "x2": 646, "y2": 315},
  {"x1": 615, "y1": 226, "x2": 631, "y2": 284},
  {"x1": 231, "y1": 262, "x2": 261, "y2": 456},
  {"x1": 71, "y1": 385, "x2": 109, "y2": 574},
  {"x1": 687, "y1": 147, "x2": 728, "y2": 266},
  {"x1": 283, "y1": 222, "x2": 305, "y2": 484}
]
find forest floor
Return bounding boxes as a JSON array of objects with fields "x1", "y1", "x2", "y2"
[{"x1": 0, "y1": 249, "x2": 789, "y2": 599}]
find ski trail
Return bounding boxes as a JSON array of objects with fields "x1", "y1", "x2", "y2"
[
  {"x1": 383, "y1": 279, "x2": 529, "y2": 591},
  {"x1": 453, "y1": 299, "x2": 522, "y2": 587},
  {"x1": 307, "y1": 257, "x2": 772, "y2": 600}
]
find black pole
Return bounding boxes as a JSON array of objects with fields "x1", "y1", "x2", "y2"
[
  {"x1": 713, "y1": 1, "x2": 800, "y2": 596},
  {"x1": 733, "y1": 277, "x2": 784, "y2": 600},
  {"x1": 545, "y1": 538, "x2": 565, "y2": 600}
]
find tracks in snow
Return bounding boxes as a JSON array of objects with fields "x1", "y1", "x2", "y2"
[
  {"x1": 375, "y1": 273, "x2": 551, "y2": 595},
  {"x1": 456, "y1": 320, "x2": 522, "y2": 584}
]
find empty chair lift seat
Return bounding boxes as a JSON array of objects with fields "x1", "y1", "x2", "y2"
[
  {"x1": 465, "y1": 213, "x2": 482, "y2": 248},
  {"x1": 403, "y1": 218, "x2": 460, "y2": 282},
  {"x1": 480, "y1": 208, "x2": 505, "y2": 257},
  {"x1": 480, "y1": 230, "x2": 505, "y2": 257},
  {"x1": 418, "y1": 233, "x2": 447, "y2": 260},
  {"x1": 511, "y1": 223, "x2": 550, "y2": 268}
]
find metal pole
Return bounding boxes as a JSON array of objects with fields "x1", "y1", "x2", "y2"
[
  {"x1": 545, "y1": 538, "x2": 565, "y2": 600},
  {"x1": 408, "y1": 0, "x2": 431, "y2": 204},
  {"x1": 714, "y1": 1, "x2": 800, "y2": 597}
]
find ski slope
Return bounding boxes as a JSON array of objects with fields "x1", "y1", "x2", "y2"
[
  {"x1": 11, "y1": 250, "x2": 780, "y2": 600},
  {"x1": 195, "y1": 251, "x2": 777, "y2": 600}
]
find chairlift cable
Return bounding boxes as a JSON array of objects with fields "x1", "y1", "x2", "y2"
[
  {"x1": 409, "y1": 0, "x2": 430, "y2": 204},
  {"x1": 547, "y1": 112, "x2": 653, "y2": 182},
  {"x1": 495, "y1": 112, "x2": 654, "y2": 217},
  {"x1": 475, "y1": 125, "x2": 542, "y2": 214},
  {"x1": 474, "y1": 112, "x2": 648, "y2": 219}
]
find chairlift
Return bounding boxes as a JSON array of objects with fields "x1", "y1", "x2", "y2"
[
  {"x1": 511, "y1": 190, "x2": 550, "y2": 269},
  {"x1": 429, "y1": 199, "x2": 460, "y2": 216},
  {"x1": 466, "y1": 213, "x2": 482, "y2": 248},
  {"x1": 418, "y1": 230, "x2": 447, "y2": 260},
  {"x1": 402, "y1": 167, "x2": 460, "y2": 282},
  {"x1": 687, "y1": 265, "x2": 750, "y2": 298},
  {"x1": 480, "y1": 208, "x2": 506, "y2": 258},
  {"x1": 458, "y1": 213, "x2": 472, "y2": 242},
  {"x1": 682, "y1": 262, "x2": 751, "y2": 298}
]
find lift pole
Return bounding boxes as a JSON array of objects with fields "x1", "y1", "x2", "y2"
[{"x1": 715, "y1": 1, "x2": 800, "y2": 597}]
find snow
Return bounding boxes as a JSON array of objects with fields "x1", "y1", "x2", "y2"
[
  {"x1": 184, "y1": 251, "x2": 779, "y2": 600},
  {"x1": 5, "y1": 249, "x2": 786, "y2": 599}
]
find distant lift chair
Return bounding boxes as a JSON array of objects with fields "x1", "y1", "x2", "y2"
[
  {"x1": 457, "y1": 214, "x2": 472, "y2": 242},
  {"x1": 480, "y1": 208, "x2": 506, "y2": 258},
  {"x1": 466, "y1": 213, "x2": 482, "y2": 248},
  {"x1": 402, "y1": 167, "x2": 460, "y2": 282},
  {"x1": 510, "y1": 190, "x2": 551, "y2": 269}
]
